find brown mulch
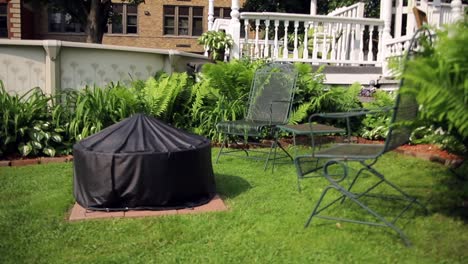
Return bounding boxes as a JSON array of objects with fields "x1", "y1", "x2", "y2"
[{"x1": 1, "y1": 137, "x2": 464, "y2": 168}]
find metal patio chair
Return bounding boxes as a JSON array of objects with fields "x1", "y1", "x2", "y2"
[
  {"x1": 294, "y1": 28, "x2": 431, "y2": 246},
  {"x1": 216, "y1": 62, "x2": 298, "y2": 170}
]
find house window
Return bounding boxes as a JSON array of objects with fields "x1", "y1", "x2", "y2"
[
  {"x1": 163, "y1": 6, "x2": 203, "y2": 36},
  {"x1": 48, "y1": 8, "x2": 83, "y2": 33},
  {"x1": 214, "y1": 7, "x2": 231, "y2": 19},
  {"x1": 107, "y1": 4, "x2": 138, "y2": 34},
  {"x1": 0, "y1": 3, "x2": 7, "y2": 38}
]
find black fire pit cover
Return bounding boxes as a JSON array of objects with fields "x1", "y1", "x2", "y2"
[{"x1": 73, "y1": 114, "x2": 215, "y2": 210}]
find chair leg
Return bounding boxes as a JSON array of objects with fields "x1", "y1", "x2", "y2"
[
  {"x1": 363, "y1": 161, "x2": 428, "y2": 214},
  {"x1": 215, "y1": 136, "x2": 227, "y2": 164},
  {"x1": 306, "y1": 184, "x2": 412, "y2": 246},
  {"x1": 305, "y1": 185, "x2": 334, "y2": 227},
  {"x1": 264, "y1": 140, "x2": 276, "y2": 171}
]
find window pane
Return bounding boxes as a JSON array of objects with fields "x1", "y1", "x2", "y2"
[
  {"x1": 111, "y1": 4, "x2": 123, "y2": 33},
  {"x1": 179, "y1": 17, "x2": 189, "y2": 35},
  {"x1": 127, "y1": 15, "x2": 137, "y2": 26},
  {"x1": 164, "y1": 17, "x2": 174, "y2": 27},
  {"x1": 112, "y1": 4, "x2": 123, "y2": 13},
  {"x1": 49, "y1": 12, "x2": 63, "y2": 32},
  {"x1": 127, "y1": 26, "x2": 137, "y2": 34},
  {"x1": 223, "y1": 8, "x2": 231, "y2": 18},
  {"x1": 112, "y1": 16, "x2": 123, "y2": 33},
  {"x1": 179, "y1": 7, "x2": 189, "y2": 16},
  {"x1": 0, "y1": 4, "x2": 7, "y2": 14},
  {"x1": 0, "y1": 17, "x2": 7, "y2": 38},
  {"x1": 127, "y1": 4, "x2": 137, "y2": 14},
  {"x1": 64, "y1": 13, "x2": 78, "y2": 32},
  {"x1": 192, "y1": 17, "x2": 203, "y2": 36},
  {"x1": 214, "y1": 8, "x2": 220, "y2": 18},
  {"x1": 193, "y1": 7, "x2": 203, "y2": 17},
  {"x1": 164, "y1": 6, "x2": 175, "y2": 15},
  {"x1": 164, "y1": 28, "x2": 174, "y2": 35}
]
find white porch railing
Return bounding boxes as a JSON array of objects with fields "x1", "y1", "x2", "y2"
[
  {"x1": 207, "y1": 0, "x2": 466, "y2": 76},
  {"x1": 327, "y1": 2, "x2": 365, "y2": 18},
  {"x1": 239, "y1": 12, "x2": 384, "y2": 66}
]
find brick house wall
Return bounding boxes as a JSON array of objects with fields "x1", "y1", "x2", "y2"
[
  {"x1": 23, "y1": 0, "x2": 244, "y2": 53},
  {"x1": 0, "y1": 0, "x2": 21, "y2": 39}
]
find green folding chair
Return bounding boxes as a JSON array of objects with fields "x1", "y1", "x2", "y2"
[
  {"x1": 295, "y1": 28, "x2": 431, "y2": 246},
  {"x1": 216, "y1": 62, "x2": 298, "y2": 171}
]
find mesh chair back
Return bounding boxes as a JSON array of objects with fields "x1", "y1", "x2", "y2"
[
  {"x1": 246, "y1": 63, "x2": 298, "y2": 124},
  {"x1": 384, "y1": 28, "x2": 430, "y2": 152},
  {"x1": 384, "y1": 88, "x2": 419, "y2": 152}
]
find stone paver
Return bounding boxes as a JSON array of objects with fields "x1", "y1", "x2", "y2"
[{"x1": 68, "y1": 195, "x2": 227, "y2": 221}]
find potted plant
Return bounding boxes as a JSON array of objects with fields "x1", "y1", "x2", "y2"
[{"x1": 198, "y1": 30, "x2": 234, "y2": 61}]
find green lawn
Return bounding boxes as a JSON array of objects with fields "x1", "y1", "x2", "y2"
[{"x1": 0, "y1": 148, "x2": 467, "y2": 263}]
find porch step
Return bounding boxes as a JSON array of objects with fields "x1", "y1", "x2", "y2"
[{"x1": 311, "y1": 65, "x2": 382, "y2": 87}]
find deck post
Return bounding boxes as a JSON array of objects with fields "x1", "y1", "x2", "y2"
[
  {"x1": 451, "y1": 0, "x2": 463, "y2": 22},
  {"x1": 381, "y1": 0, "x2": 393, "y2": 76},
  {"x1": 310, "y1": 0, "x2": 317, "y2": 15},
  {"x1": 230, "y1": 0, "x2": 241, "y2": 59},
  {"x1": 208, "y1": 0, "x2": 214, "y2": 31}
]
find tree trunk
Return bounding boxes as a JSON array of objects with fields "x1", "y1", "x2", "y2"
[{"x1": 85, "y1": 0, "x2": 104, "y2": 43}]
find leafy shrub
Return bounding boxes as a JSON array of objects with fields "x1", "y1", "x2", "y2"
[
  {"x1": 401, "y1": 21, "x2": 468, "y2": 156},
  {"x1": 137, "y1": 72, "x2": 193, "y2": 127},
  {"x1": 359, "y1": 90, "x2": 395, "y2": 140},
  {"x1": 0, "y1": 83, "x2": 67, "y2": 157},
  {"x1": 66, "y1": 85, "x2": 140, "y2": 141},
  {"x1": 189, "y1": 59, "x2": 263, "y2": 140}
]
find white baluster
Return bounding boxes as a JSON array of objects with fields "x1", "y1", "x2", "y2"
[
  {"x1": 322, "y1": 23, "x2": 328, "y2": 61},
  {"x1": 254, "y1": 19, "x2": 260, "y2": 58},
  {"x1": 330, "y1": 23, "x2": 336, "y2": 61},
  {"x1": 274, "y1": 20, "x2": 279, "y2": 58},
  {"x1": 264, "y1": 20, "x2": 270, "y2": 58},
  {"x1": 312, "y1": 22, "x2": 318, "y2": 60},
  {"x1": 244, "y1": 19, "x2": 250, "y2": 58},
  {"x1": 342, "y1": 23, "x2": 350, "y2": 61},
  {"x1": 368, "y1": 26, "x2": 374, "y2": 62},
  {"x1": 377, "y1": 26, "x2": 383, "y2": 64},
  {"x1": 293, "y1": 21, "x2": 299, "y2": 59},
  {"x1": 336, "y1": 22, "x2": 342, "y2": 63},
  {"x1": 359, "y1": 25, "x2": 365, "y2": 62},
  {"x1": 283, "y1": 20, "x2": 289, "y2": 59},
  {"x1": 303, "y1": 22, "x2": 310, "y2": 59},
  {"x1": 350, "y1": 24, "x2": 356, "y2": 63}
]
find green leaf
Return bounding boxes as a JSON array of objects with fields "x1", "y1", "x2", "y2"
[
  {"x1": 18, "y1": 142, "x2": 32, "y2": 156},
  {"x1": 31, "y1": 141, "x2": 42, "y2": 149},
  {"x1": 44, "y1": 132, "x2": 51, "y2": 141},
  {"x1": 43, "y1": 147, "x2": 56, "y2": 157},
  {"x1": 51, "y1": 133, "x2": 62, "y2": 143}
]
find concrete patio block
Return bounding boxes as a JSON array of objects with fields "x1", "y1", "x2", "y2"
[
  {"x1": 124, "y1": 209, "x2": 177, "y2": 218},
  {"x1": 68, "y1": 195, "x2": 227, "y2": 221}
]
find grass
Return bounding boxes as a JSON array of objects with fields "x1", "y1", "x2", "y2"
[{"x1": 0, "y1": 148, "x2": 467, "y2": 263}]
